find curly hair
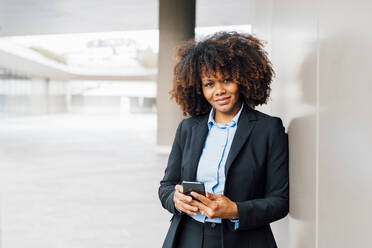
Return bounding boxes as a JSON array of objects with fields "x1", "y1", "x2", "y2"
[{"x1": 169, "y1": 31, "x2": 275, "y2": 117}]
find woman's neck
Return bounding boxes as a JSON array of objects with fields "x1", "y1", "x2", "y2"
[{"x1": 214, "y1": 100, "x2": 242, "y2": 124}]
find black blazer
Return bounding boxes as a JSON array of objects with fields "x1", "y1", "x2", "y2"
[{"x1": 158, "y1": 104, "x2": 289, "y2": 248}]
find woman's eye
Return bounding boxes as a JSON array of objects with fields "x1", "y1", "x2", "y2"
[
  {"x1": 204, "y1": 81, "x2": 214, "y2": 87},
  {"x1": 223, "y1": 78, "x2": 231, "y2": 83}
]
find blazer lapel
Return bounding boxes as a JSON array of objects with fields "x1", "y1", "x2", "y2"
[
  {"x1": 185, "y1": 116, "x2": 209, "y2": 181},
  {"x1": 224, "y1": 105, "x2": 257, "y2": 179}
]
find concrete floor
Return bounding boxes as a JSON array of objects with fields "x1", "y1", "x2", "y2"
[{"x1": 0, "y1": 113, "x2": 172, "y2": 248}]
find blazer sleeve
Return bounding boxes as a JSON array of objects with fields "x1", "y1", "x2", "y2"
[
  {"x1": 235, "y1": 117, "x2": 289, "y2": 230},
  {"x1": 158, "y1": 119, "x2": 184, "y2": 214}
]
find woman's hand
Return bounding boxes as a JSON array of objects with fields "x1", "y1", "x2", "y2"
[
  {"x1": 173, "y1": 184, "x2": 199, "y2": 216},
  {"x1": 190, "y1": 192, "x2": 239, "y2": 219}
]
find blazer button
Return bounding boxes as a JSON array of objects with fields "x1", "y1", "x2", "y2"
[{"x1": 211, "y1": 222, "x2": 216, "y2": 228}]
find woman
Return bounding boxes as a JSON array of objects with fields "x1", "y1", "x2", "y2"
[{"x1": 158, "y1": 32, "x2": 289, "y2": 248}]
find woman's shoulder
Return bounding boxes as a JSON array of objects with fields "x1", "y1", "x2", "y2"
[
  {"x1": 178, "y1": 113, "x2": 209, "y2": 129},
  {"x1": 173, "y1": 114, "x2": 208, "y2": 146}
]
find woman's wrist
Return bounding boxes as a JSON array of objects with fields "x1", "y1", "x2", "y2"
[{"x1": 230, "y1": 202, "x2": 239, "y2": 219}]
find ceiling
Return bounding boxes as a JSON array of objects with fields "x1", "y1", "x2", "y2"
[{"x1": 0, "y1": 0, "x2": 251, "y2": 36}]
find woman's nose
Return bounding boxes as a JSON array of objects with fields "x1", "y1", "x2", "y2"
[{"x1": 215, "y1": 82, "x2": 226, "y2": 95}]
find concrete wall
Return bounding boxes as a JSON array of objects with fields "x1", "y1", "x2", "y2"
[{"x1": 250, "y1": 0, "x2": 372, "y2": 247}]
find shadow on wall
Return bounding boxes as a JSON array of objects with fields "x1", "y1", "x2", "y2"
[
  {"x1": 288, "y1": 30, "x2": 372, "y2": 247},
  {"x1": 314, "y1": 31, "x2": 372, "y2": 247},
  {"x1": 287, "y1": 39, "x2": 317, "y2": 248}
]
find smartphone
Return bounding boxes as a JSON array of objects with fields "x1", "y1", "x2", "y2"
[{"x1": 182, "y1": 181, "x2": 206, "y2": 199}]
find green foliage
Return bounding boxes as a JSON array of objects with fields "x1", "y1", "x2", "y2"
[
  {"x1": 137, "y1": 47, "x2": 157, "y2": 69},
  {"x1": 30, "y1": 46, "x2": 67, "y2": 65}
]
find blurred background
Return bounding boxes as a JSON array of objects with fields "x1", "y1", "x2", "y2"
[{"x1": 0, "y1": 0, "x2": 371, "y2": 247}]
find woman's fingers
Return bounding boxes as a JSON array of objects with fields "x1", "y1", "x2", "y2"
[
  {"x1": 191, "y1": 200, "x2": 216, "y2": 218},
  {"x1": 173, "y1": 187, "x2": 198, "y2": 214},
  {"x1": 176, "y1": 203, "x2": 198, "y2": 216},
  {"x1": 206, "y1": 192, "x2": 217, "y2": 200},
  {"x1": 174, "y1": 184, "x2": 184, "y2": 193},
  {"x1": 191, "y1": 200, "x2": 208, "y2": 212},
  {"x1": 190, "y1": 192, "x2": 212, "y2": 205},
  {"x1": 178, "y1": 200, "x2": 198, "y2": 212},
  {"x1": 190, "y1": 192, "x2": 227, "y2": 218},
  {"x1": 174, "y1": 190, "x2": 192, "y2": 203},
  {"x1": 189, "y1": 192, "x2": 212, "y2": 216},
  {"x1": 174, "y1": 196, "x2": 199, "y2": 214}
]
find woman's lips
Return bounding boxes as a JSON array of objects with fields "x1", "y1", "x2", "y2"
[{"x1": 215, "y1": 96, "x2": 231, "y2": 105}]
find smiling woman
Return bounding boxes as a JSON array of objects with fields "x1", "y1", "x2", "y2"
[{"x1": 159, "y1": 32, "x2": 288, "y2": 248}]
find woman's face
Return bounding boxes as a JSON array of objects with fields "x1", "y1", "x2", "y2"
[{"x1": 201, "y1": 69, "x2": 242, "y2": 123}]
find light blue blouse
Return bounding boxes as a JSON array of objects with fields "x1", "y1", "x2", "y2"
[{"x1": 188, "y1": 102, "x2": 244, "y2": 229}]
